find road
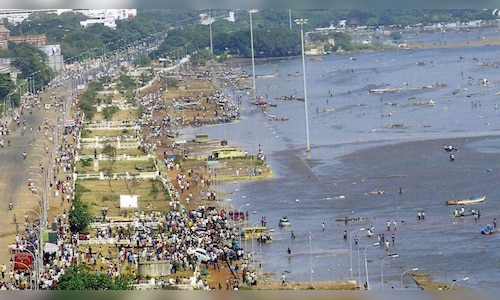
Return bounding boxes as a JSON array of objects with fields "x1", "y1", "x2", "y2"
[
  {"x1": 0, "y1": 85, "x2": 64, "y2": 267},
  {"x1": 0, "y1": 35, "x2": 166, "y2": 270}
]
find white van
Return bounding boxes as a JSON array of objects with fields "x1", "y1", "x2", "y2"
[{"x1": 186, "y1": 247, "x2": 211, "y2": 262}]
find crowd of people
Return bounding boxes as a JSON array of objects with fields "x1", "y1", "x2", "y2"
[{"x1": 2, "y1": 57, "x2": 262, "y2": 290}]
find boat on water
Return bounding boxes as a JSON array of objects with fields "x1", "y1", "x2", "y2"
[
  {"x1": 256, "y1": 234, "x2": 273, "y2": 243},
  {"x1": 445, "y1": 195, "x2": 486, "y2": 205},
  {"x1": 256, "y1": 73, "x2": 278, "y2": 78},
  {"x1": 251, "y1": 97, "x2": 267, "y2": 106},
  {"x1": 279, "y1": 216, "x2": 291, "y2": 227},
  {"x1": 481, "y1": 224, "x2": 496, "y2": 235}
]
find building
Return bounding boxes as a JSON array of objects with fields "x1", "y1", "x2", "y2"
[
  {"x1": 0, "y1": 25, "x2": 9, "y2": 50},
  {"x1": 7, "y1": 34, "x2": 46, "y2": 46},
  {"x1": 80, "y1": 18, "x2": 117, "y2": 29},
  {"x1": 77, "y1": 9, "x2": 137, "y2": 29},
  {"x1": 0, "y1": 25, "x2": 47, "y2": 49},
  {"x1": 0, "y1": 9, "x2": 137, "y2": 28}
]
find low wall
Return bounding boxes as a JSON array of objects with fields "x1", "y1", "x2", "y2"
[{"x1": 138, "y1": 260, "x2": 172, "y2": 277}]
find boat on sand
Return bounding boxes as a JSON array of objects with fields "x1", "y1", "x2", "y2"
[
  {"x1": 279, "y1": 216, "x2": 291, "y2": 227},
  {"x1": 445, "y1": 195, "x2": 486, "y2": 205}
]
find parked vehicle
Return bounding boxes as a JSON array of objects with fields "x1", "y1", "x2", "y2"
[{"x1": 186, "y1": 247, "x2": 211, "y2": 262}]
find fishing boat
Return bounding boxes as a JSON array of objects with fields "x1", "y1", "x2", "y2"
[
  {"x1": 279, "y1": 216, "x2": 291, "y2": 227},
  {"x1": 256, "y1": 234, "x2": 273, "y2": 243},
  {"x1": 256, "y1": 73, "x2": 278, "y2": 78},
  {"x1": 445, "y1": 195, "x2": 486, "y2": 205}
]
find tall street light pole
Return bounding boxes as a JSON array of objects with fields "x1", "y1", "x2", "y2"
[
  {"x1": 209, "y1": 10, "x2": 213, "y2": 55},
  {"x1": 349, "y1": 228, "x2": 365, "y2": 280},
  {"x1": 363, "y1": 242, "x2": 380, "y2": 290},
  {"x1": 295, "y1": 18, "x2": 311, "y2": 153},
  {"x1": 450, "y1": 277, "x2": 469, "y2": 290},
  {"x1": 249, "y1": 9, "x2": 258, "y2": 96},
  {"x1": 400, "y1": 267, "x2": 419, "y2": 290},
  {"x1": 381, "y1": 253, "x2": 398, "y2": 290},
  {"x1": 309, "y1": 231, "x2": 313, "y2": 284}
]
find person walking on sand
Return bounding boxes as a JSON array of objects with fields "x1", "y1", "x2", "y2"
[{"x1": 281, "y1": 272, "x2": 286, "y2": 285}]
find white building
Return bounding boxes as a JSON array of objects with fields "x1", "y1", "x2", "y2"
[
  {"x1": 80, "y1": 18, "x2": 117, "y2": 29},
  {"x1": 0, "y1": 9, "x2": 137, "y2": 28}
]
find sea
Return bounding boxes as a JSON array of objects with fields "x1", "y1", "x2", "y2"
[{"x1": 179, "y1": 28, "x2": 500, "y2": 290}]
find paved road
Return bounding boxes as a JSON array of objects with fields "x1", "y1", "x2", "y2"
[
  {"x1": 0, "y1": 35, "x2": 165, "y2": 270},
  {"x1": 0, "y1": 84, "x2": 65, "y2": 267}
]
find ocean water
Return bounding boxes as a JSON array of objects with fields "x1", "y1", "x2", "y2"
[{"x1": 179, "y1": 30, "x2": 500, "y2": 290}]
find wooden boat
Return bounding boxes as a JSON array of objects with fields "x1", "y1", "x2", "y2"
[
  {"x1": 257, "y1": 235, "x2": 273, "y2": 243},
  {"x1": 256, "y1": 73, "x2": 278, "y2": 78},
  {"x1": 278, "y1": 216, "x2": 291, "y2": 227},
  {"x1": 445, "y1": 195, "x2": 486, "y2": 205}
]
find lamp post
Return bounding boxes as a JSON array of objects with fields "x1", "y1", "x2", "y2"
[
  {"x1": 27, "y1": 70, "x2": 41, "y2": 95},
  {"x1": 249, "y1": 221, "x2": 260, "y2": 268},
  {"x1": 450, "y1": 277, "x2": 469, "y2": 290},
  {"x1": 3, "y1": 90, "x2": 15, "y2": 118},
  {"x1": 349, "y1": 228, "x2": 365, "y2": 280},
  {"x1": 209, "y1": 10, "x2": 213, "y2": 55},
  {"x1": 20, "y1": 248, "x2": 38, "y2": 290},
  {"x1": 23, "y1": 209, "x2": 40, "y2": 221},
  {"x1": 309, "y1": 231, "x2": 313, "y2": 284},
  {"x1": 400, "y1": 267, "x2": 419, "y2": 290},
  {"x1": 381, "y1": 254, "x2": 398, "y2": 290},
  {"x1": 12, "y1": 261, "x2": 33, "y2": 290},
  {"x1": 294, "y1": 18, "x2": 311, "y2": 153},
  {"x1": 249, "y1": 9, "x2": 258, "y2": 96},
  {"x1": 238, "y1": 203, "x2": 250, "y2": 246},
  {"x1": 363, "y1": 242, "x2": 380, "y2": 290}
]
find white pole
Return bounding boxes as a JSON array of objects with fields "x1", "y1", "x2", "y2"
[
  {"x1": 363, "y1": 243, "x2": 379, "y2": 290},
  {"x1": 381, "y1": 254, "x2": 398, "y2": 290},
  {"x1": 400, "y1": 267, "x2": 418, "y2": 290},
  {"x1": 295, "y1": 18, "x2": 311, "y2": 152},
  {"x1": 309, "y1": 231, "x2": 313, "y2": 283},
  {"x1": 349, "y1": 228, "x2": 365, "y2": 280},
  {"x1": 209, "y1": 10, "x2": 213, "y2": 55},
  {"x1": 250, "y1": 10, "x2": 256, "y2": 96},
  {"x1": 450, "y1": 277, "x2": 469, "y2": 290}
]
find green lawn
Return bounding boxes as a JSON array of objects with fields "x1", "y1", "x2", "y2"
[
  {"x1": 77, "y1": 179, "x2": 170, "y2": 219},
  {"x1": 79, "y1": 147, "x2": 146, "y2": 157},
  {"x1": 82, "y1": 129, "x2": 136, "y2": 139},
  {"x1": 75, "y1": 158, "x2": 156, "y2": 174}
]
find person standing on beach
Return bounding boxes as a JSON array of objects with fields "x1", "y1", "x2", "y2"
[
  {"x1": 322, "y1": 222, "x2": 325, "y2": 231},
  {"x1": 281, "y1": 272, "x2": 286, "y2": 285},
  {"x1": 287, "y1": 247, "x2": 291, "y2": 257}
]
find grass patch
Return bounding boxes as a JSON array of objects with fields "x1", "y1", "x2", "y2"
[
  {"x1": 80, "y1": 147, "x2": 146, "y2": 157},
  {"x1": 75, "y1": 158, "x2": 156, "y2": 174},
  {"x1": 93, "y1": 109, "x2": 138, "y2": 122},
  {"x1": 83, "y1": 129, "x2": 136, "y2": 139},
  {"x1": 77, "y1": 179, "x2": 171, "y2": 218}
]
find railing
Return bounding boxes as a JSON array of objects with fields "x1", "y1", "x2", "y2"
[{"x1": 75, "y1": 171, "x2": 158, "y2": 180}]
